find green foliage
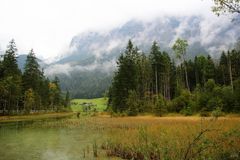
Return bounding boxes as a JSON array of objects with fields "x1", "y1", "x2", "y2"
[
  {"x1": 24, "y1": 88, "x2": 35, "y2": 114},
  {"x1": 154, "y1": 95, "x2": 167, "y2": 116},
  {"x1": 212, "y1": 0, "x2": 240, "y2": 16},
  {"x1": 211, "y1": 107, "x2": 224, "y2": 118},
  {"x1": 199, "y1": 107, "x2": 210, "y2": 117},
  {"x1": 108, "y1": 39, "x2": 240, "y2": 115},
  {"x1": 0, "y1": 40, "x2": 66, "y2": 115},
  {"x1": 207, "y1": 97, "x2": 223, "y2": 111},
  {"x1": 64, "y1": 90, "x2": 71, "y2": 108},
  {"x1": 172, "y1": 38, "x2": 188, "y2": 60},
  {"x1": 126, "y1": 90, "x2": 139, "y2": 116},
  {"x1": 171, "y1": 89, "x2": 194, "y2": 113},
  {"x1": 172, "y1": 38, "x2": 190, "y2": 90}
]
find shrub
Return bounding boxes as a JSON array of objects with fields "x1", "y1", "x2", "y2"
[
  {"x1": 180, "y1": 106, "x2": 193, "y2": 116},
  {"x1": 171, "y1": 89, "x2": 194, "y2": 113},
  {"x1": 207, "y1": 97, "x2": 223, "y2": 111},
  {"x1": 200, "y1": 107, "x2": 210, "y2": 117},
  {"x1": 154, "y1": 95, "x2": 167, "y2": 116},
  {"x1": 211, "y1": 107, "x2": 224, "y2": 118}
]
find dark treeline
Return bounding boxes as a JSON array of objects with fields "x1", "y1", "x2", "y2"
[
  {"x1": 0, "y1": 40, "x2": 70, "y2": 115},
  {"x1": 108, "y1": 39, "x2": 240, "y2": 116}
]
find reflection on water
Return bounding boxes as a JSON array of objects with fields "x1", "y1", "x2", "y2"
[{"x1": 0, "y1": 117, "x2": 110, "y2": 160}]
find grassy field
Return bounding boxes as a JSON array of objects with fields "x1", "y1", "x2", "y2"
[{"x1": 71, "y1": 98, "x2": 108, "y2": 112}]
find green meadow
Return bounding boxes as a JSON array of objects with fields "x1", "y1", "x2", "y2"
[{"x1": 70, "y1": 98, "x2": 108, "y2": 112}]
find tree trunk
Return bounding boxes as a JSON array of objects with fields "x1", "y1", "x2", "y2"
[
  {"x1": 155, "y1": 65, "x2": 158, "y2": 95},
  {"x1": 228, "y1": 54, "x2": 234, "y2": 92},
  {"x1": 183, "y1": 60, "x2": 190, "y2": 91}
]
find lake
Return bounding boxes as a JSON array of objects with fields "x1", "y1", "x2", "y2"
[{"x1": 0, "y1": 116, "x2": 117, "y2": 160}]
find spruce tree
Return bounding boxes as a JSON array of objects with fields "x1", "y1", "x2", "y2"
[
  {"x1": 23, "y1": 49, "x2": 42, "y2": 92},
  {"x1": 2, "y1": 40, "x2": 22, "y2": 114},
  {"x1": 109, "y1": 40, "x2": 139, "y2": 112},
  {"x1": 149, "y1": 41, "x2": 161, "y2": 95}
]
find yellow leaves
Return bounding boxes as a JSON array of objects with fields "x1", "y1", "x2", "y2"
[{"x1": 48, "y1": 82, "x2": 57, "y2": 91}]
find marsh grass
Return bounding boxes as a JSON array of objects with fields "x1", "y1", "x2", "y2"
[{"x1": 98, "y1": 116, "x2": 240, "y2": 160}]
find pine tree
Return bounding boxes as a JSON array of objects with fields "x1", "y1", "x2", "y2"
[
  {"x1": 218, "y1": 52, "x2": 229, "y2": 85},
  {"x1": 205, "y1": 55, "x2": 216, "y2": 81},
  {"x1": 23, "y1": 49, "x2": 44, "y2": 111},
  {"x1": 2, "y1": 40, "x2": 22, "y2": 114},
  {"x1": 2, "y1": 39, "x2": 21, "y2": 77},
  {"x1": 23, "y1": 49, "x2": 42, "y2": 92},
  {"x1": 53, "y1": 76, "x2": 61, "y2": 104},
  {"x1": 149, "y1": 41, "x2": 161, "y2": 95},
  {"x1": 109, "y1": 40, "x2": 139, "y2": 112}
]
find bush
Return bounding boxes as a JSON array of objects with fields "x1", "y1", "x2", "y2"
[
  {"x1": 180, "y1": 106, "x2": 193, "y2": 116},
  {"x1": 200, "y1": 107, "x2": 210, "y2": 117},
  {"x1": 211, "y1": 107, "x2": 224, "y2": 118},
  {"x1": 171, "y1": 89, "x2": 194, "y2": 113},
  {"x1": 154, "y1": 95, "x2": 167, "y2": 116},
  {"x1": 207, "y1": 97, "x2": 223, "y2": 111}
]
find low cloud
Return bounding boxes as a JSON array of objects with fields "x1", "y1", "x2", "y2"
[
  {"x1": 45, "y1": 59, "x2": 116, "y2": 76},
  {"x1": 47, "y1": 14, "x2": 240, "y2": 76}
]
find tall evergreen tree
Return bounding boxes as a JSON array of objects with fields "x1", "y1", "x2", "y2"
[
  {"x1": 149, "y1": 41, "x2": 161, "y2": 95},
  {"x1": 1, "y1": 40, "x2": 22, "y2": 114},
  {"x1": 2, "y1": 39, "x2": 21, "y2": 77},
  {"x1": 23, "y1": 49, "x2": 42, "y2": 92},
  {"x1": 109, "y1": 40, "x2": 139, "y2": 112}
]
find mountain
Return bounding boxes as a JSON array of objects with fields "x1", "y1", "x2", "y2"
[
  {"x1": 45, "y1": 15, "x2": 240, "y2": 98},
  {"x1": 17, "y1": 54, "x2": 48, "y2": 72}
]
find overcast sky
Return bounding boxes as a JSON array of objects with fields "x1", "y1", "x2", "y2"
[{"x1": 0, "y1": 0, "x2": 215, "y2": 60}]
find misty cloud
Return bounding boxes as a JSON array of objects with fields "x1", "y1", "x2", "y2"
[
  {"x1": 47, "y1": 14, "x2": 240, "y2": 76},
  {"x1": 45, "y1": 60, "x2": 116, "y2": 76}
]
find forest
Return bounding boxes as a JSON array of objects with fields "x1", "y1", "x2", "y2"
[
  {"x1": 0, "y1": 40, "x2": 70, "y2": 115},
  {"x1": 108, "y1": 39, "x2": 240, "y2": 116}
]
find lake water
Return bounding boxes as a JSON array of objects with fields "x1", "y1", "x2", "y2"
[{"x1": 0, "y1": 116, "x2": 116, "y2": 160}]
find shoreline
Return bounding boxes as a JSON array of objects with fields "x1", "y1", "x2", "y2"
[{"x1": 0, "y1": 112, "x2": 74, "y2": 123}]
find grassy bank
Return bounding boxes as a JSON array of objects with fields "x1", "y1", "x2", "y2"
[{"x1": 0, "y1": 112, "x2": 74, "y2": 123}]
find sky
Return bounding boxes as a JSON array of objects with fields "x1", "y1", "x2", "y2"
[{"x1": 0, "y1": 0, "x2": 215, "y2": 61}]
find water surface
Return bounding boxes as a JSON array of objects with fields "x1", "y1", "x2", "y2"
[{"x1": 0, "y1": 116, "x2": 114, "y2": 160}]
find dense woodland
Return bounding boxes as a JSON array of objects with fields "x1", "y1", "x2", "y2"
[
  {"x1": 108, "y1": 39, "x2": 240, "y2": 116},
  {"x1": 0, "y1": 40, "x2": 70, "y2": 115}
]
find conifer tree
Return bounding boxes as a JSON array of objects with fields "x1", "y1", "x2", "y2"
[
  {"x1": 2, "y1": 40, "x2": 22, "y2": 114},
  {"x1": 149, "y1": 41, "x2": 161, "y2": 95},
  {"x1": 109, "y1": 40, "x2": 139, "y2": 112},
  {"x1": 23, "y1": 49, "x2": 42, "y2": 92},
  {"x1": 2, "y1": 39, "x2": 21, "y2": 77}
]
